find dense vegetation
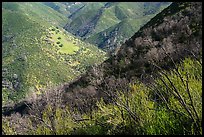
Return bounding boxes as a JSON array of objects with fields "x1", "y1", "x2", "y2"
[
  {"x1": 2, "y1": 2, "x2": 107, "y2": 105},
  {"x1": 2, "y1": 2, "x2": 202, "y2": 135},
  {"x1": 2, "y1": 57, "x2": 202, "y2": 135}
]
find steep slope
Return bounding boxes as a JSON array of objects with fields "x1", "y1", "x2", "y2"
[
  {"x1": 2, "y1": 2, "x2": 70, "y2": 27},
  {"x1": 42, "y1": 2, "x2": 86, "y2": 17},
  {"x1": 68, "y1": 2, "x2": 106, "y2": 20},
  {"x1": 3, "y1": 2, "x2": 201, "y2": 115},
  {"x1": 42, "y1": 2, "x2": 71, "y2": 17},
  {"x1": 3, "y1": 56, "x2": 201, "y2": 135},
  {"x1": 64, "y1": 2, "x2": 106, "y2": 37},
  {"x1": 60, "y1": 2, "x2": 202, "y2": 110},
  {"x1": 2, "y1": 2, "x2": 202, "y2": 135},
  {"x1": 86, "y1": 15, "x2": 155, "y2": 51},
  {"x1": 2, "y1": 2, "x2": 107, "y2": 105},
  {"x1": 63, "y1": 2, "x2": 171, "y2": 52}
]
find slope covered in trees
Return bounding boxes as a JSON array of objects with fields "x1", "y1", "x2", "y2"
[
  {"x1": 2, "y1": 2, "x2": 202, "y2": 135},
  {"x1": 59, "y1": 2, "x2": 202, "y2": 110}
]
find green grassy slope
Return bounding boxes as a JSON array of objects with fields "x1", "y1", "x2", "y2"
[
  {"x1": 42, "y1": 2, "x2": 86, "y2": 17},
  {"x1": 86, "y1": 15, "x2": 155, "y2": 51},
  {"x1": 64, "y1": 2, "x2": 171, "y2": 52},
  {"x1": 42, "y1": 2, "x2": 71, "y2": 17},
  {"x1": 2, "y1": 2, "x2": 70, "y2": 27},
  {"x1": 2, "y1": 2, "x2": 107, "y2": 105},
  {"x1": 69, "y1": 2, "x2": 105, "y2": 20},
  {"x1": 2, "y1": 2, "x2": 202, "y2": 135},
  {"x1": 64, "y1": 2, "x2": 105, "y2": 37},
  {"x1": 89, "y1": 6, "x2": 121, "y2": 35}
]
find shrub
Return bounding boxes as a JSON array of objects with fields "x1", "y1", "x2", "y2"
[
  {"x1": 2, "y1": 58, "x2": 202, "y2": 135},
  {"x1": 149, "y1": 58, "x2": 202, "y2": 135},
  {"x1": 73, "y1": 58, "x2": 202, "y2": 135}
]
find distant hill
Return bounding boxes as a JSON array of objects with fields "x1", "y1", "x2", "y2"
[
  {"x1": 59, "y1": 2, "x2": 202, "y2": 110},
  {"x1": 62, "y1": 2, "x2": 171, "y2": 52},
  {"x1": 86, "y1": 15, "x2": 155, "y2": 51},
  {"x1": 2, "y1": 2, "x2": 70, "y2": 27},
  {"x1": 2, "y1": 2, "x2": 107, "y2": 105},
  {"x1": 42, "y1": 2, "x2": 86, "y2": 17}
]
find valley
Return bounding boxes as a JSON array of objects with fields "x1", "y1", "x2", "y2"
[
  {"x1": 2, "y1": 2, "x2": 202, "y2": 135},
  {"x1": 62, "y1": 2, "x2": 171, "y2": 52},
  {"x1": 2, "y1": 2, "x2": 107, "y2": 106}
]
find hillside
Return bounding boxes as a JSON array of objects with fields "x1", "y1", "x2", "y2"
[
  {"x1": 63, "y1": 2, "x2": 171, "y2": 52},
  {"x1": 59, "y1": 1, "x2": 202, "y2": 109},
  {"x1": 64, "y1": 2, "x2": 105, "y2": 37},
  {"x1": 2, "y1": 2, "x2": 202, "y2": 135},
  {"x1": 3, "y1": 2, "x2": 70, "y2": 27},
  {"x1": 86, "y1": 15, "x2": 155, "y2": 51},
  {"x1": 2, "y1": 2, "x2": 107, "y2": 106},
  {"x1": 42, "y1": 2, "x2": 86, "y2": 17}
]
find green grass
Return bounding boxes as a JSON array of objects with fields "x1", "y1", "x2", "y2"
[
  {"x1": 19, "y1": 2, "x2": 70, "y2": 27},
  {"x1": 48, "y1": 27, "x2": 79, "y2": 54},
  {"x1": 2, "y1": 2, "x2": 69, "y2": 28},
  {"x1": 2, "y1": 2, "x2": 107, "y2": 105}
]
